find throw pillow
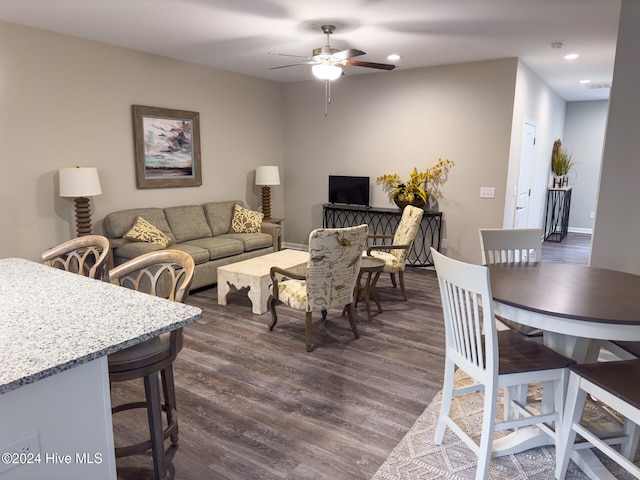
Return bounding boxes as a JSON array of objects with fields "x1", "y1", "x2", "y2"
[
  {"x1": 229, "y1": 204, "x2": 264, "y2": 233},
  {"x1": 123, "y1": 216, "x2": 172, "y2": 247}
]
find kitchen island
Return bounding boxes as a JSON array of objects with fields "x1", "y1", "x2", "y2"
[{"x1": 0, "y1": 258, "x2": 202, "y2": 479}]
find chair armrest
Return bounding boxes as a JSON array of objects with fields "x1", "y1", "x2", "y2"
[
  {"x1": 269, "y1": 266, "x2": 306, "y2": 301},
  {"x1": 367, "y1": 244, "x2": 411, "y2": 255},
  {"x1": 367, "y1": 234, "x2": 394, "y2": 241}
]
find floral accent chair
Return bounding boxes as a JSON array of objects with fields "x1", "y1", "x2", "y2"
[
  {"x1": 267, "y1": 224, "x2": 369, "y2": 352},
  {"x1": 366, "y1": 205, "x2": 424, "y2": 300}
]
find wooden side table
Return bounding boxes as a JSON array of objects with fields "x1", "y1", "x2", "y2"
[
  {"x1": 264, "y1": 217, "x2": 284, "y2": 250},
  {"x1": 353, "y1": 256, "x2": 385, "y2": 321}
]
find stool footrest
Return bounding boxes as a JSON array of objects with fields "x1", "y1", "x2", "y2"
[{"x1": 112, "y1": 401, "x2": 178, "y2": 458}]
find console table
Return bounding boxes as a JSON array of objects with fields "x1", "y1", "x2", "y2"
[
  {"x1": 322, "y1": 204, "x2": 442, "y2": 267},
  {"x1": 543, "y1": 187, "x2": 572, "y2": 242}
]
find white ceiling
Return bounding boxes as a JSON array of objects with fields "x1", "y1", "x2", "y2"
[{"x1": 0, "y1": 0, "x2": 621, "y2": 101}]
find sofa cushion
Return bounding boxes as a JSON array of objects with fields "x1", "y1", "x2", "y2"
[
  {"x1": 223, "y1": 233, "x2": 273, "y2": 252},
  {"x1": 123, "y1": 216, "x2": 173, "y2": 247},
  {"x1": 164, "y1": 205, "x2": 212, "y2": 243},
  {"x1": 182, "y1": 237, "x2": 244, "y2": 260},
  {"x1": 229, "y1": 204, "x2": 264, "y2": 233},
  {"x1": 114, "y1": 240, "x2": 165, "y2": 260},
  {"x1": 202, "y1": 201, "x2": 242, "y2": 236},
  {"x1": 103, "y1": 208, "x2": 176, "y2": 243},
  {"x1": 165, "y1": 243, "x2": 210, "y2": 265}
]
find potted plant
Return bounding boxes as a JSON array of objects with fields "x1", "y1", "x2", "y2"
[
  {"x1": 377, "y1": 158, "x2": 454, "y2": 209},
  {"x1": 551, "y1": 139, "x2": 575, "y2": 187}
]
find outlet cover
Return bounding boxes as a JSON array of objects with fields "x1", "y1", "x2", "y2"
[{"x1": 0, "y1": 432, "x2": 41, "y2": 474}]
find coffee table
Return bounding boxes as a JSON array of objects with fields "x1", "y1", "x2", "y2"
[{"x1": 217, "y1": 249, "x2": 309, "y2": 314}]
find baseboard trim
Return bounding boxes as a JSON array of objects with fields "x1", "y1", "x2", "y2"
[
  {"x1": 567, "y1": 227, "x2": 593, "y2": 234},
  {"x1": 281, "y1": 242, "x2": 307, "y2": 251}
]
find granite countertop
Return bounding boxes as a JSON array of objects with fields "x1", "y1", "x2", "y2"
[{"x1": 0, "y1": 258, "x2": 202, "y2": 394}]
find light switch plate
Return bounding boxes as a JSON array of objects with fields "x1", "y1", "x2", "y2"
[{"x1": 480, "y1": 187, "x2": 495, "y2": 198}]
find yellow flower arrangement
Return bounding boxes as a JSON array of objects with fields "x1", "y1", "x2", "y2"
[{"x1": 376, "y1": 158, "x2": 455, "y2": 204}]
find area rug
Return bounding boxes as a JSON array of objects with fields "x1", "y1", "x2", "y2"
[{"x1": 371, "y1": 374, "x2": 633, "y2": 479}]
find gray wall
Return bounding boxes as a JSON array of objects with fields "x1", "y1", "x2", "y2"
[
  {"x1": 564, "y1": 101, "x2": 609, "y2": 232},
  {"x1": 591, "y1": 0, "x2": 640, "y2": 275}
]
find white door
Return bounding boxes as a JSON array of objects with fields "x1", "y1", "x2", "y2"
[{"x1": 515, "y1": 122, "x2": 536, "y2": 228}]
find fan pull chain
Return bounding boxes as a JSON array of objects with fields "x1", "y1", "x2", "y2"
[{"x1": 324, "y1": 80, "x2": 331, "y2": 116}]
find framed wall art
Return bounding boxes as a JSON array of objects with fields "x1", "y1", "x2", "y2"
[{"x1": 132, "y1": 105, "x2": 202, "y2": 188}]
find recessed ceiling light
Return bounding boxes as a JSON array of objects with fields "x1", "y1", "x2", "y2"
[
  {"x1": 564, "y1": 53, "x2": 579, "y2": 60},
  {"x1": 579, "y1": 79, "x2": 591, "y2": 84},
  {"x1": 387, "y1": 54, "x2": 401, "y2": 61}
]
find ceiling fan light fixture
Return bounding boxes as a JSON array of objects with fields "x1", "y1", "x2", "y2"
[{"x1": 312, "y1": 63, "x2": 342, "y2": 81}]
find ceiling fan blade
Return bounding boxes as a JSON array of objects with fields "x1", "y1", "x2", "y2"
[
  {"x1": 332, "y1": 48, "x2": 366, "y2": 60},
  {"x1": 269, "y1": 62, "x2": 314, "y2": 70},
  {"x1": 345, "y1": 60, "x2": 396, "y2": 71},
  {"x1": 268, "y1": 52, "x2": 310, "y2": 59}
]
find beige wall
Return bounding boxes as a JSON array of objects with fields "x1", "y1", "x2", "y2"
[
  {"x1": 0, "y1": 21, "x2": 284, "y2": 261},
  {"x1": 591, "y1": 0, "x2": 640, "y2": 274},
  {"x1": 283, "y1": 58, "x2": 544, "y2": 263},
  {"x1": 2, "y1": 13, "x2": 633, "y2": 270}
]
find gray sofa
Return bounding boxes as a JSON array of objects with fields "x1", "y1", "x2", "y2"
[{"x1": 103, "y1": 201, "x2": 281, "y2": 290}]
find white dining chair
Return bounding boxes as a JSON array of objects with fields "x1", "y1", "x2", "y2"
[
  {"x1": 479, "y1": 228, "x2": 545, "y2": 420},
  {"x1": 479, "y1": 228, "x2": 543, "y2": 338},
  {"x1": 431, "y1": 248, "x2": 575, "y2": 480},
  {"x1": 479, "y1": 228, "x2": 542, "y2": 265},
  {"x1": 556, "y1": 359, "x2": 640, "y2": 479}
]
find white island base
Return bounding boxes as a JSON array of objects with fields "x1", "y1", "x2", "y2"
[{"x1": 0, "y1": 357, "x2": 116, "y2": 479}]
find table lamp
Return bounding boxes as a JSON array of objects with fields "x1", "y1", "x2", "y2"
[
  {"x1": 59, "y1": 166, "x2": 102, "y2": 237},
  {"x1": 255, "y1": 166, "x2": 280, "y2": 219}
]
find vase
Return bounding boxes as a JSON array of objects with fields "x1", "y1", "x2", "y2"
[
  {"x1": 394, "y1": 198, "x2": 425, "y2": 209},
  {"x1": 553, "y1": 175, "x2": 564, "y2": 188}
]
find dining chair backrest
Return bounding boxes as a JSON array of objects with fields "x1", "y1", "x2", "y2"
[
  {"x1": 479, "y1": 228, "x2": 542, "y2": 265},
  {"x1": 41, "y1": 234, "x2": 111, "y2": 281},
  {"x1": 432, "y1": 248, "x2": 498, "y2": 382}
]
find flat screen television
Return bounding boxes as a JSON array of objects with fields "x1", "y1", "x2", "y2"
[{"x1": 328, "y1": 175, "x2": 370, "y2": 207}]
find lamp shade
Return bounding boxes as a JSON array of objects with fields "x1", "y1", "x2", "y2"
[
  {"x1": 255, "y1": 166, "x2": 280, "y2": 186},
  {"x1": 312, "y1": 63, "x2": 342, "y2": 81},
  {"x1": 59, "y1": 166, "x2": 102, "y2": 197}
]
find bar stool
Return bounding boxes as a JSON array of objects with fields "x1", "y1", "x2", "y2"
[{"x1": 108, "y1": 250, "x2": 194, "y2": 480}]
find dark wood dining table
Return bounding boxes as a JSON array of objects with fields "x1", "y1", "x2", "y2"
[
  {"x1": 489, "y1": 262, "x2": 640, "y2": 360},
  {"x1": 488, "y1": 262, "x2": 640, "y2": 479}
]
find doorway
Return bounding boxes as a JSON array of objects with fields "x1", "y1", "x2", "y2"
[{"x1": 514, "y1": 121, "x2": 536, "y2": 228}]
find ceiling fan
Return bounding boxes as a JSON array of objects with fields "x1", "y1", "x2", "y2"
[{"x1": 270, "y1": 24, "x2": 396, "y2": 115}]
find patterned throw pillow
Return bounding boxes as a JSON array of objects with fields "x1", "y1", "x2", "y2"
[
  {"x1": 123, "y1": 216, "x2": 172, "y2": 247},
  {"x1": 229, "y1": 204, "x2": 264, "y2": 233}
]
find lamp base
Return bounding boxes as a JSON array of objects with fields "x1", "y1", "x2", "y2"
[
  {"x1": 74, "y1": 197, "x2": 92, "y2": 237},
  {"x1": 261, "y1": 186, "x2": 272, "y2": 219}
]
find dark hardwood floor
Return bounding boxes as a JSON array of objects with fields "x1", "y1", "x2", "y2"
[
  {"x1": 111, "y1": 268, "x2": 446, "y2": 480},
  {"x1": 542, "y1": 232, "x2": 592, "y2": 264},
  {"x1": 111, "y1": 234, "x2": 590, "y2": 479}
]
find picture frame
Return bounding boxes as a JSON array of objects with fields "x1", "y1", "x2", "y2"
[{"x1": 132, "y1": 105, "x2": 202, "y2": 188}]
